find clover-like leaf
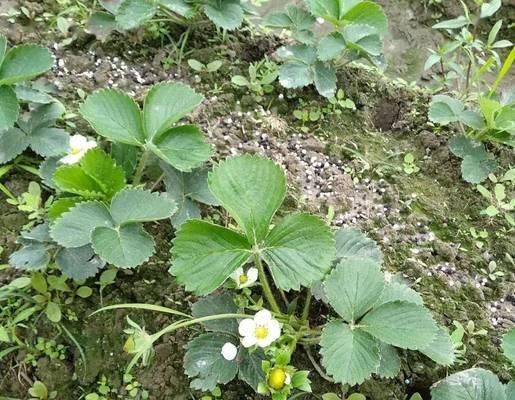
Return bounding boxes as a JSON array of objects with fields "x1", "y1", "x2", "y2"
[
  {"x1": 266, "y1": 6, "x2": 316, "y2": 44},
  {"x1": 208, "y1": 155, "x2": 286, "y2": 244},
  {"x1": 50, "y1": 201, "x2": 114, "y2": 248},
  {"x1": 9, "y1": 243, "x2": 50, "y2": 271},
  {"x1": 420, "y1": 325, "x2": 455, "y2": 366},
  {"x1": 360, "y1": 301, "x2": 438, "y2": 350},
  {"x1": 143, "y1": 82, "x2": 203, "y2": 140},
  {"x1": 203, "y1": 0, "x2": 244, "y2": 30},
  {"x1": 324, "y1": 257, "x2": 384, "y2": 322},
  {"x1": 56, "y1": 245, "x2": 106, "y2": 280},
  {"x1": 431, "y1": 368, "x2": 506, "y2": 400},
  {"x1": 115, "y1": 0, "x2": 157, "y2": 30},
  {"x1": 262, "y1": 213, "x2": 335, "y2": 291},
  {"x1": 376, "y1": 342, "x2": 400, "y2": 379},
  {"x1": 0, "y1": 44, "x2": 53, "y2": 85},
  {"x1": 335, "y1": 227, "x2": 383, "y2": 263},
  {"x1": 192, "y1": 293, "x2": 239, "y2": 334},
  {"x1": 53, "y1": 165, "x2": 105, "y2": 199},
  {"x1": 448, "y1": 135, "x2": 487, "y2": 159},
  {"x1": 109, "y1": 188, "x2": 176, "y2": 225},
  {"x1": 320, "y1": 320, "x2": 380, "y2": 385},
  {"x1": 0, "y1": 85, "x2": 19, "y2": 130},
  {"x1": 277, "y1": 44, "x2": 317, "y2": 90},
  {"x1": 0, "y1": 127, "x2": 29, "y2": 164},
  {"x1": 341, "y1": 24, "x2": 383, "y2": 61},
  {"x1": 48, "y1": 198, "x2": 82, "y2": 221}
]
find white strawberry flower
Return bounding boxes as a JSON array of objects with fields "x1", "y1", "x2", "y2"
[
  {"x1": 239, "y1": 309, "x2": 281, "y2": 348},
  {"x1": 221, "y1": 342, "x2": 238, "y2": 361},
  {"x1": 316, "y1": 17, "x2": 325, "y2": 24},
  {"x1": 59, "y1": 134, "x2": 97, "y2": 164},
  {"x1": 231, "y1": 267, "x2": 258, "y2": 289}
]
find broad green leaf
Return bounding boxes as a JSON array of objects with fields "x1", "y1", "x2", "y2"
[
  {"x1": 86, "y1": 12, "x2": 117, "y2": 41},
  {"x1": 91, "y1": 223, "x2": 154, "y2": 268},
  {"x1": 0, "y1": 85, "x2": 19, "y2": 130},
  {"x1": 80, "y1": 148, "x2": 126, "y2": 199},
  {"x1": 341, "y1": 24, "x2": 383, "y2": 58},
  {"x1": 9, "y1": 244, "x2": 50, "y2": 271},
  {"x1": 143, "y1": 82, "x2": 203, "y2": 140},
  {"x1": 262, "y1": 213, "x2": 335, "y2": 291},
  {"x1": 99, "y1": 0, "x2": 122, "y2": 13},
  {"x1": 320, "y1": 320, "x2": 380, "y2": 385},
  {"x1": 428, "y1": 95, "x2": 465, "y2": 125},
  {"x1": 30, "y1": 128, "x2": 69, "y2": 157},
  {"x1": 203, "y1": 0, "x2": 244, "y2": 30},
  {"x1": 39, "y1": 157, "x2": 59, "y2": 189},
  {"x1": 360, "y1": 301, "x2": 438, "y2": 350},
  {"x1": 26, "y1": 102, "x2": 65, "y2": 132},
  {"x1": 19, "y1": 223, "x2": 51, "y2": 243},
  {"x1": 341, "y1": 1, "x2": 387, "y2": 33},
  {"x1": 480, "y1": 0, "x2": 501, "y2": 18},
  {"x1": 324, "y1": 257, "x2": 384, "y2": 322},
  {"x1": 431, "y1": 368, "x2": 506, "y2": 400},
  {"x1": 53, "y1": 166, "x2": 105, "y2": 198},
  {"x1": 374, "y1": 281, "x2": 423, "y2": 308},
  {"x1": 313, "y1": 61, "x2": 337, "y2": 98},
  {"x1": 304, "y1": 0, "x2": 341, "y2": 25},
  {"x1": 278, "y1": 60, "x2": 313, "y2": 89},
  {"x1": 238, "y1": 347, "x2": 266, "y2": 390},
  {"x1": 150, "y1": 125, "x2": 212, "y2": 172},
  {"x1": 170, "y1": 220, "x2": 251, "y2": 295},
  {"x1": 56, "y1": 245, "x2": 105, "y2": 280},
  {"x1": 115, "y1": 0, "x2": 157, "y2": 30},
  {"x1": 111, "y1": 142, "x2": 138, "y2": 178},
  {"x1": 46, "y1": 302, "x2": 62, "y2": 322},
  {"x1": 335, "y1": 227, "x2": 382, "y2": 262},
  {"x1": 0, "y1": 127, "x2": 29, "y2": 163},
  {"x1": 48, "y1": 197, "x2": 82, "y2": 221},
  {"x1": 461, "y1": 155, "x2": 497, "y2": 184},
  {"x1": 266, "y1": 6, "x2": 315, "y2": 45},
  {"x1": 110, "y1": 188, "x2": 176, "y2": 224},
  {"x1": 159, "y1": 0, "x2": 195, "y2": 18},
  {"x1": 0, "y1": 45, "x2": 53, "y2": 85},
  {"x1": 448, "y1": 136, "x2": 487, "y2": 159},
  {"x1": 502, "y1": 327, "x2": 515, "y2": 366},
  {"x1": 191, "y1": 293, "x2": 239, "y2": 334},
  {"x1": 50, "y1": 201, "x2": 113, "y2": 248},
  {"x1": 432, "y1": 16, "x2": 470, "y2": 29},
  {"x1": 420, "y1": 325, "x2": 455, "y2": 366},
  {"x1": 317, "y1": 33, "x2": 346, "y2": 61},
  {"x1": 184, "y1": 332, "x2": 239, "y2": 391},
  {"x1": 80, "y1": 89, "x2": 144, "y2": 145},
  {"x1": 208, "y1": 155, "x2": 286, "y2": 244},
  {"x1": 506, "y1": 381, "x2": 515, "y2": 400},
  {"x1": 376, "y1": 342, "x2": 400, "y2": 378}
]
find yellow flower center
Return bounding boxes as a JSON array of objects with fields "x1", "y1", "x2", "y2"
[
  {"x1": 255, "y1": 326, "x2": 268, "y2": 339},
  {"x1": 71, "y1": 147, "x2": 81, "y2": 155},
  {"x1": 239, "y1": 274, "x2": 248, "y2": 285},
  {"x1": 268, "y1": 368, "x2": 286, "y2": 390}
]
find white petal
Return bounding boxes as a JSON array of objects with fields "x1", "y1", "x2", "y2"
[
  {"x1": 231, "y1": 267, "x2": 244, "y2": 282},
  {"x1": 238, "y1": 319, "x2": 255, "y2": 337},
  {"x1": 267, "y1": 319, "x2": 281, "y2": 342},
  {"x1": 247, "y1": 268, "x2": 258, "y2": 284},
  {"x1": 69, "y1": 134, "x2": 88, "y2": 149},
  {"x1": 85, "y1": 140, "x2": 97, "y2": 150},
  {"x1": 221, "y1": 342, "x2": 238, "y2": 361},
  {"x1": 254, "y1": 309, "x2": 272, "y2": 325},
  {"x1": 241, "y1": 335, "x2": 257, "y2": 348},
  {"x1": 285, "y1": 373, "x2": 291, "y2": 385},
  {"x1": 59, "y1": 154, "x2": 81, "y2": 165},
  {"x1": 256, "y1": 335, "x2": 274, "y2": 348}
]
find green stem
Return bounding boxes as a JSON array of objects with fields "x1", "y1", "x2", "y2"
[
  {"x1": 301, "y1": 288, "x2": 312, "y2": 325},
  {"x1": 132, "y1": 150, "x2": 150, "y2": 186},
  {"x1": 254, "y1": 253, "x2": 281, "y2": 314}
]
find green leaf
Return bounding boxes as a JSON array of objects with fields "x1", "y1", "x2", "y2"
[
  {"x1": 48, "y1": 197, "x2": 82, "y2": 221},
  {"x1": 335, "y1": 227, "x2": 382, "y2": 263},
  {"x1": 150, "y1": 125, "x2": 213, "y2": 172},
  {"x1": 448, "y1": 136, "x2": 487, "y2": 159},
  {"x1": 0, "y1": 85, "x2": 19, "y2": 130},
  {"x1": 360, "y1": 301, "x2": 438, "y2": 350},
  {"x1": 431, "y1": 368, "x2": 506, "y2": 400},
  {"x1": 0, "y1": 127, "x2": 29, "y2": 163},
  {"x1": 56, "y1": 245, "x2": 105, "y2": 280},
  {"x1": 428, "y1": 95, "x2": 465, "y2": 125},
  {"x1": 50, "y1": 201, "x2": 114, "y2": 248},
  {"x1": 203, "y1": 0, "x2": 244, "y2": 30},
  {"x1": 170, "y1": 220, "x2": 251, "y2": 295},
  {"x1": 99, "y1": 0, "x2": 122, "y2": 13},
  {"x1": 208, "y1": 155, "x2": 286, "y2": 244},
  {"x1": 110, "y1": 188, "x2": 176, "y2": 224},
  {"x1": 30, "y1": 128, "x2": 69, "y2": 157},
  {"x1": 53, "y1": 165, "x2": 105, "y2": 198},
  {"x1": 238, "y1": 347, "x2": 266, "y2": 390},
  {"x1": 317, "y1": 33, "x2": 346, "y2": 61},
  {"x1": 191, "y1": 293, "x2": 239, "y2": 334},
  {"x1": 262, "y1": 213, "x2": 335, "y2": 291},
  {"x1": 80, "y1": 148, "x2": 126, "y2": 198},
  {"x1": 80, "y1": 89, "x2": 144, "y2": 145},
  {"x1": 91, "y1": 223, "x2": 154, "y2": 268},
  {"x1": 277, "y1": 45, "x2": 316, "y2": 89},
  {"x1": 0, "y1": 45, "x2": 53, "y2": 85},
  {"x1": 9, "y1": 244, "x2": 50, "y2": 271},
  {"x1": 159, "y1": 0, "x2": 195, "y2": 18},
  {"x1": 184, "y1": 333, "x2": 239, "y2": 391},
  {"x1": 376, "y1": 342, "x2": 400, "y2": 378},
  {"x1": 0, "y1": 35, "x2": 6, "y2": 66},
  {"x1": 374, "y1": 281, "x2": 423, "y2": 308},
  {"x1": 420, "y1": 325, "x2": 455, "y2": 366},
  {"x1": 324, "y1": 257, "x2": 384, "y2": 322},
  {"x1": 86, "y1": 11, "x2": 118, "y2": 41},
  {"x1": 313, "y1": 61, "x2": 337, "y2": 98},
  {"x1": 506, "y1": 381, "x2": 515, "y2": 400},
  {"x1": 502, "y1": 328, "x2": 515, "y2": 366},
  {"x1": 115, "y1": 0, "x2": 157, "y2": 30},
  {"x1": 340, "y1": 1, "x2": 387, "y2": 33},
  {"x1": 143, "y1": 82, "x2": 203, "y2": 140},
  {"x1": 27, "y1": 102, "x2": 65, "y2": 132},
  {"x1": 111, "y1": 142, "x2": 138, "y2": 178},
  {"x1": 480, "y1": 0, "x2": 501, "y2": 18},
  {"x1": 341, "y1": 24, "x2": 383, "y2": 58},
  {"x1": 29, "y1": 381, "x2": 49, "y2": 399},
  {"x1": 320, "y1": 320, "x2": 380, "y2": 385},
  {"x1": 461, "y1": 155, "x2": 497, "y2": 184},
  {"x1": 266, "y1": 6, "x2": 315, "y2": 45},
  {"x1": 432, "y1": 16, "x2": 470, "y2": 29},
  {"x1": 46, "y1": 302, "x2": 62, "y2": 322},
  {"x1": 39, "y1": 157, "x2": 59, "y2": 190}
]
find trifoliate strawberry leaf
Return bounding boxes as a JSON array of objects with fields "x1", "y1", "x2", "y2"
[
  {"x1": 99, "y1": 0, "x2": 122, "y2": 13},
  {"x1": 9, "y1": 243, "x2": 50, "y2": 271},
  {"x1": 39, "y1": 157, "x2": 59, "y2": 190},
  {"x1": 191, "y1": 293, "x2": 239, "y2": 334},
  {"x1": 0, "y1": 85, "x2": 19, "y2": 130},
  {"x1": 448, "y1": 135, "x2": 487, "y2": 159},
  {"x1": 203, "y1": 0, "x2": 244, "y2": 30},
  {"x1": 320, "y1": 320, "x2": 380, "y2": 385},
  {"x1": 208, "y1": 155, "x2": 286, "y2": 244},
  {"x1": 335, "y1": 227, "x2": 383, "y2": 263},
  {"x1": 184, "y1": 332, "x2": 239, "y2": 391},
  {"x1": 313, "y1": 61, "x2": 337, "y2": 98},
  {"x1": 159, "y1": 0, "x2": 195, "y2": 18},
  {"x1": 461, "y1": 154, "x2": 497, "y2": 184},
  {"x1": 420, "y1": 325, "x2": 455, "y2": 366},
  {"x1": 0, "y1": 127, "x2": 29, "y2": 163},
  {"x1": 115, "y1": 0, "x2": 157, "y2": 30},
  {"x1": 143, "y1": 82, "x2": 203, "y2": 140},
  {"x1": 0, "y1": 45, "x2": 53, "y2": 85},
  {"x1": 324, "y1": 257, "x2": 384, "y2": 322},
  {"x1": 149, "y1": 125, "x2": 213, "y2": 172},
  {"x1": 91, "y1": 223, "x2": 154, "y2": 268},
  {"x1": 262, "y1": 213, "x2": 335, "y2": 291},
  {"x1": 376, "y1": 342, "x2": 400, "y2": 378},
  {"x1": 360, "y1": 301, "x2": 438, "y2": 350},
  {"x1": 80, "y1": 89, "x2": 144, "y2": 145},
  {"x1": 170, "y1": 220, "x2": 252, "y2": 295},
  {"x1": 50, "y1": 201, "x2": 114, "y2": 248},
  {"x1": 109, "y1": 188, "x2": 177, "y2": 225},
  {"x1": 431, "y1": 368, "x2": 506, "y2": 400},
  {"x1": 341, "y1": 24, "x2": 384, "y2": 60},
  {"x1": 26, "y1": 102, "x2": 65, "y2": 132},
  {"x1": 56, "y1": 245, "x2": 105, "y2": 280},
  {"x1": 277, "y1": 45, "x2": 316, "y2": 90}
]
